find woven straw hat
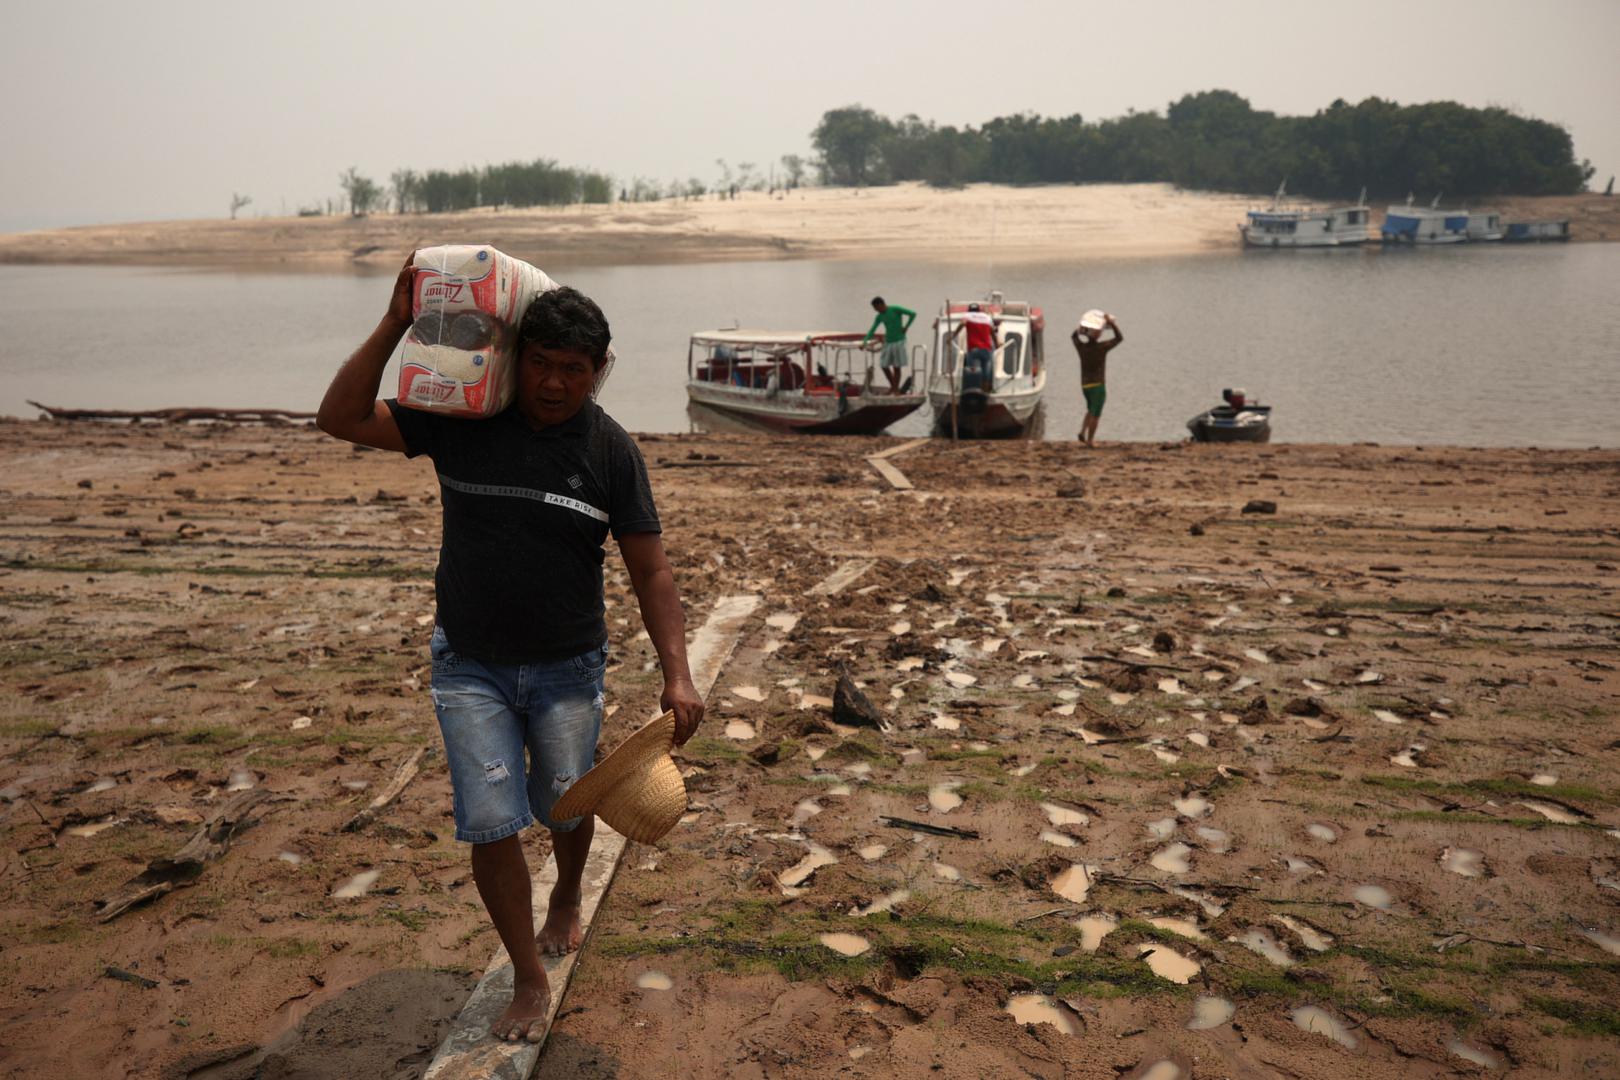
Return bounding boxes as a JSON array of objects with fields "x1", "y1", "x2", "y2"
[{"x1": 552, "y1": 711, "x2": 687, "y2": 844}]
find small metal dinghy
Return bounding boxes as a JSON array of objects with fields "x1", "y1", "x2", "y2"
[{"x1": 1188, "y1": 388, "x2": 1272, "y2": 443}]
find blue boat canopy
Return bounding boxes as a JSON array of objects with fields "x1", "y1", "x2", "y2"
[
  {"x1": 1381, "y1": 215, "x2": 1419, "y2": 236},
  {"x1": 1444, "y1": 215, "x2": 1468, "y2": 231}
]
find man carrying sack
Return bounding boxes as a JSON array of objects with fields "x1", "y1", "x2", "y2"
[{"x1": 317, "y1": 255, "x2": 703, "y2": 1043}]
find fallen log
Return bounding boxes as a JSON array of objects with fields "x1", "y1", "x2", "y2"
[
  {"x1": 28, "y1": 401, "x2": 316, "y2": 424},
  {"x1": 96, "y1": 788, "x2": 272, "y2": 922}
]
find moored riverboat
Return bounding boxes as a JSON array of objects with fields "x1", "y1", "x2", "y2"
[
  {"x1": 1381, "y1": 195, "x2": 1469, "y2": 245},
  {"x1": 1187, "y1": 389, "x2": 1272, "y2": 443},
  {"x1": 1240, "y1": 183, "x2": 1371, "y2": 248},
  {"x1": 1503, "y1": 220, "x2": 1571, "y2": 242},
  {"x1": 926, "y1": 293, "x2": 1046, "y2": 439},
  {"x1": 1466, "y1": 210, "x2": 1504, "y2": 242},
  {"x1": 685, "y1": 330, "x2": 925, "y2": 435}
]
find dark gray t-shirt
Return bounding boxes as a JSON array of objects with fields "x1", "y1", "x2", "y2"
[{"x1": 387, "y1": 399, "x2": 660, "y2": 664}]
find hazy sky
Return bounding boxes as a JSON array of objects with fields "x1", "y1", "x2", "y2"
[{"x1": 4, "y1": 0, "x2": 1616, "y2": 232}]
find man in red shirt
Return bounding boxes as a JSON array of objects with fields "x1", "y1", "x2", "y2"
[{"x1": 949, "y1": 303, "x2": 998, "y2": 391}]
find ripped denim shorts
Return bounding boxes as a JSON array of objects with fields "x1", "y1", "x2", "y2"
[{"x1": 429, "y1": 624, "x2": 606, "y2": 843}]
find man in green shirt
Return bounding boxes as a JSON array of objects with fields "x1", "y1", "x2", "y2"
[{"x1": 861, "y1": 296, "x2": 916, "y2": 393}]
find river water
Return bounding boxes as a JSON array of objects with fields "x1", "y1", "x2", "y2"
[{"x1": 2, "y1": 243, "x2": 1617, "y2": 447}]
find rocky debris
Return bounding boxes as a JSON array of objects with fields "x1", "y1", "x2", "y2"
[
  {"x1": 1054, "y1": 480, "x2": 1087, "y2": 499},
  {"x1": 1241, "y1": 694, "x2": 1274, "y2": 723},
  {"x1": 832, "y1": 666, "x2": 890, "y2": 732},
  {"x1": 1241, "y1": 499, "x2": 1277, "y2": 514},
  {"x1": 748, "y1": 742, "x2": 783, "y2": 767}
]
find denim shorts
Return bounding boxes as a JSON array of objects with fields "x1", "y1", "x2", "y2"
[{"x1": 429, "y1": 625, "x2": 606, "y2": 843}]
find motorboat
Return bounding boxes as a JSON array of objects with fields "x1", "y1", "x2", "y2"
[
  {"x1": 685, "y1": 330, "x2": 925, "y2": 434},
  {"x1": 1187, "y1": 388, "x2": 1272, "y2": 444},
  {"x1": 926, "y1": 292, "x2": 1046, "y2": 438},
  {"x1": 1240, "y1": 182, "x2": 1371, "y2": 248}
]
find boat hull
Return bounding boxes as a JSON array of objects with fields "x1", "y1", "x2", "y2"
[
  {"x1": 928, "y1": 382, "x2": 1044, "y2": 439},
  {"x1": 686, "y1": 381, "x2": 923, "y2": 435},
  {"x1": 1240, "y1": 229, "x2": 1370, "y2": 248},
  {"x1": 1187, "y1": 407, "x2": 1272, "y2": 444}
]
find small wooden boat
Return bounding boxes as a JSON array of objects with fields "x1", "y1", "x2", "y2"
[
  {"x1": 685, "y1": 330, "x2": 925, "y2": 435},
  {"x1": 1188, "y1": 389, "x2": 1272, "y2": 444},
  {"x1": 926, "y1": 293, "x2": 1046, "y2": 439}
]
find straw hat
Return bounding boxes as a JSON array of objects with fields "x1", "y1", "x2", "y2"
[
  {"x1": 1078, "y1": 309, "x2": 1108, "y2": 332},
  {"x1": 552, "y1": 711, "x2": 687, "y2": 844}
]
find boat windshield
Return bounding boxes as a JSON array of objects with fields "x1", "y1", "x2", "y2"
[{"x1": 1000, "y1": 331, "x2": 1024, "y2": 377}]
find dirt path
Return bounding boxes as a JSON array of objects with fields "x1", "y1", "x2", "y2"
[{"x1": 1, "y1": 419, "x2": 1617, "y2": 1078}]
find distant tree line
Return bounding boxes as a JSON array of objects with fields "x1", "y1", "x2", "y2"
[
  {"x1": 812, "y1": 91, "x2": 1593, "y2": 199},
  {"x1": 373, "y1": 159, "x2": 615, "y2": 214}
]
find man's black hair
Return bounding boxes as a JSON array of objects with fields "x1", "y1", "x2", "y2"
[
  {"x1": 871, "y1": 296, "x2": 885, "y2": 307},
  {"x1": 517, "y1": 286, "x2": 612, "y2": 367}
]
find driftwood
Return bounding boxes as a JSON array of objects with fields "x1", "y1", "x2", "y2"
[
  {"x1": 879, "y1": 815, "x2": 980, "y2": 840},
  {"x1": 1078, "y1": 654, "x2": 1191, "y2": 673},
  {"x1": 96, "y1": 788, "x2": 272, "y2": 922},
  {"x1": 28, "y1": 401, "x2": 315, "y2": 424},
  {"x1": 342, "y1": 747, "x2": 427, "y2": 832}
]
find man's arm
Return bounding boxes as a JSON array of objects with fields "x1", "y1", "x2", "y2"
[
  {"x1": 860, "y1": 311, "x2": 883, "y2": 346},
  {"x1": 1104, "y1": 316, "x2": 1123, "y2": 349},
  {"x1": 617, "y1": 531, "x2": 704, "y2": 745},
  {"x1": 896, "y1": 306, "x2": 916, "y2": 334},
  {"x1": 316, "y1": 254, "x2": 413, "y2": 453}
]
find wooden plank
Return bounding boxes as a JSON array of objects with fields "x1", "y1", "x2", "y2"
[
  {"x1": 422, "y1": 594, "x2": 760, "y2": 1079},
  {"x1": 867, "y1": 436, "x2": 932, "y2": 461},
  {"x1": 422, "y1": 826, "x2": 625, "y2": 1080},
  {"x1": 807, "y1": 558, "x2": 876, "y2": 597},
  {"x1": 865, "y1": 456, "x2": 913, "y2": 491}
]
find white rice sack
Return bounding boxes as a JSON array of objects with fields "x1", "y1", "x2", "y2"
[{"x1": 397, "y1": 245, "x2": 556, "y2": 417}]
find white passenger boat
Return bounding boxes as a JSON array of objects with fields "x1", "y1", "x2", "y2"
[
  {"x1": 1465, "y1": 210, "x2": 1504, "y2": 242},
  {"x1": 1239, "y1": 183, "x2": 1371, "y2": 248},
  {"x1": 1381, "y1": 195, "x2": 1469, "y2": 244},
  {"x1": 1503, "y1": 220, "x2": 1571, "y2": 242},
  {"x1": 926, "y1": 293, "x2": 1046, "y2": 439},
  {"x1": 685, "y1": 330, "x2": 925, "y2": 435}
]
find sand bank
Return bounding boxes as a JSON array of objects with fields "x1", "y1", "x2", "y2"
[
  {"x1": 1, "y1": 418, "x2": 1618, "y2": 1077},
  {"x1": 3, "y1": 184, "x2": 1615, "y2": 271}
]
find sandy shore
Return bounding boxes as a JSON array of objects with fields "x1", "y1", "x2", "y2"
[
  {"x1": 3, "y1": 184, "x2": 1616, "y2": 271},
  {"x1": 1, "y1": 420, "x2": 1618, "y2": 1078}
]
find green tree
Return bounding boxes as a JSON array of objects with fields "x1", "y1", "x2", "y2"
[
  {"x1": 389, "y1": 169, "x2": 419, "y2": 213},
  {"x1": 812, "y1": 105, "x2": 895, "y2": 186},
  {"x1": 779, "y1": 154, "x2": 807, "y2": 189},
  {"x1": 339, "y1": 167, "x2": 381, "y2": 216}
]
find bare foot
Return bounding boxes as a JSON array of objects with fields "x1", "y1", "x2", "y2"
[
  {"x1": 490, "y1": 977, "x2": 550, "y2": 1043},
  {"x1": 537, "y1": 896, "x2": 583, "y2": 956}
]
